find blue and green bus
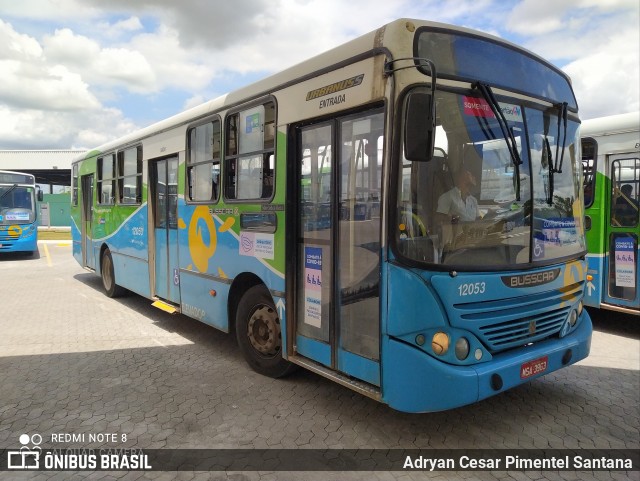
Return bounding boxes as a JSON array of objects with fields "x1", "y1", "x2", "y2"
[
  {"x1": 0, "y1": 170, "x2": 41, "y2": 254},
  {"x1": 72, "y1": 18, "x2": 592, "y2": 412},
  {"x1": 581, "y1": 112, "x2": 639, "y2": 315}
]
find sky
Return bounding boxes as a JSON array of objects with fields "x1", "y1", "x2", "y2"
[{"x1": 0, "y1": 0, "x2": 638, "y2": 151}]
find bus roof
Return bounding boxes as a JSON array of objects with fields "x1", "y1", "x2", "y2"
[
  {"x1": 73, "y1": 18, "x2": 565, "y2": 164},
  {"x1": 0, "y1": 170, "x2": 36, "y2": 185},
  {"x1": 581, "y1": 111, "x2": 640, "y2": 137}
]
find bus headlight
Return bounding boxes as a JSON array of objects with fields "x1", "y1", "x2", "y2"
[
  {"x1": 431, "y1": 332, "x2": 449, "y2": 356},
  {"x1": 455, "y1": 337, "x2": 470, "y2": 360},
  {"x1": 577, "y1": 301, "x2": 584, "y2": 317},
  {"x1": 569, "y1": 309, "x2": 578, "y2": 327}
]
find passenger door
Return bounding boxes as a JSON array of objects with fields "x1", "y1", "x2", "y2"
[
  {"x1": 604, "y1": 155, "x2": 639, "y2": 310},
  {"x1": 80, "y1": 174, "x2": 95, "y2": 269},
  {"x1": 150, "y1": 156, "x2": 181, "y2": 303},
  {"x1": 293, "y1": 108, "x2": 384, "y2": 386}
]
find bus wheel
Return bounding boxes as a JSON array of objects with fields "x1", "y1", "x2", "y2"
[
  {"x1": 236, "y1": 284, "x2": 296, "y2": 378},
  {"x1": 101, "y1": 249, "x2": 125, "y2": 298}
]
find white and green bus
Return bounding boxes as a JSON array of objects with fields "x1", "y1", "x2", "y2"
[
  {"x1": 581, "y1": 112, "x2": 639, "y2": 315},
  {"x1": 72, "y1": 18, "x2": 592, "y2": 412}
]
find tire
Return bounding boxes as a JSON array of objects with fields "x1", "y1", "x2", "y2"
[
  {"x1": 101, "y1": 249, "x2": 126, "y2": 298},
  {"x1": 235, "y1": 284, "x2": 296, "y2": 378}
]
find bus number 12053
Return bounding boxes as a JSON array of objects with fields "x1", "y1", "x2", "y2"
[{"x1": 458, "y1": 282, "x2": 486, "y2": 297}]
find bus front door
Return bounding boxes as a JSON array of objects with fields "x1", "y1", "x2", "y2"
[
  {"x1": 604, "y1": 155, "x2": 639, "y2": 312},
  {"x1": 293, "y1": 110, "x2": 383, "y2": 387},
  {"x1": 150, "y1": 157, "x2": 180, "y2": 304},
  {"x1": 80, "y1": 174, "x2": 95, "y2": 269}
]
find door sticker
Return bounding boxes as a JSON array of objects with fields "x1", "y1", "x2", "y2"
[
  {"x1": 304, "y1": 246, "x2": 322, "y2": 327},
  {"x1": 614, "y1": 238, "x2": 636, "y2": 288}
]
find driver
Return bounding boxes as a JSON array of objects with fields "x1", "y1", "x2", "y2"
[{"x1": 436, "y1": 168, "x2": 479, "y2": 223}]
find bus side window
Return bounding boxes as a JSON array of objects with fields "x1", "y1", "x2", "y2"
[
  {"x1": 581, "y1": 138, "x2": 596, "y2": 208},
  {"x1": 97, "y1": 154, "x2": 116, "y2": 205},
  {"x1": 614, "y1": 183, "x2": 638, "y2": 225},
  {"x1": 610, "y1": 158, "x2": 640, "y2": 227},
  {"x1": 187, "y1": 119, "x2": 221, "y2": 203},
  {"x1": 225, "y1": 101, "x2": 276, "y2": 201}
]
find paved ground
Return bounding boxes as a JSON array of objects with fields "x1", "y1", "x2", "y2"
[{"x1": 0, "y1": 242, "x2": 638, "y2": 480}]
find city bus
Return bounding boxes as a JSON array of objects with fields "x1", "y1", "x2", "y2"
[
  {"x1": 71, "y1": 18, "x2": 592, "y2": 412},
  {"x1": 581, "y1": 112, "x2": 639, "y2": 315},
  {"x1": 0, "y1": 170, "x2": 42, "y2": 254}
]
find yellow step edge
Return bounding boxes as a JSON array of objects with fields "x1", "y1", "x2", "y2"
[{"x1": 152, "y1": 300, "x2": 178, "y2": 314}]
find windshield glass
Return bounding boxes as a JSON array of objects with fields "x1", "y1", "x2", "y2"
[
  {"x1": 0, "y1": 186, "x2": 36, "y2": 225},
  {"x1": 415, "y1": 29, "x2": 577, "y2": 109},
  {"x1": 395, "y1": 88, "x2": 585, "y2": 269},
  {"x1": 527, "y1": 108, "x2": 585, "y2": 261}
]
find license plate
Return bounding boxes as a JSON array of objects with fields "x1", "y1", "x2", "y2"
[{"x1": 520, "y1": 356, "x2": 548, "y2": 379}]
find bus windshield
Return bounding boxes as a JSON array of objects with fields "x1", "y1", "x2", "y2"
[
  {"x1": 416, "y1": 29, "x2": 577, "y2": 109},
  {"x1": 396, "y1": 89, "x2": 585, "y2": 269},
  {"x1": 0, "y1": 185, "x2": 36, "y2": 225}
]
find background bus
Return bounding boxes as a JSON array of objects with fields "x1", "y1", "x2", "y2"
[
  {"x1": 0, "y1": 170, "x2": 42, "y2": 254},
  {"x1": 581, "y1": 112, "x2": 639, "y2": 315},
  {"x1": 72, "y1": 18, "x2": 591, "y2": 412}
]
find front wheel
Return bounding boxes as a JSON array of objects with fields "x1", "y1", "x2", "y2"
[
  {"x1": 101, "y1": 249, "x2": 125, "y2": 298},
  {"x1": 235, "y1": 284, "x2": 296, "y2": 378}
]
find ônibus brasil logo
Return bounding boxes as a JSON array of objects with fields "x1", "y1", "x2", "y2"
[{"x1": 7, "y1": 433, "x2": 42, "y2": 469}]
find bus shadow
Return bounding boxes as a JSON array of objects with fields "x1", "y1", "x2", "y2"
[
  {"x1": 588, "y1": 307, "x2": 640, "y2": 340},
  {"x1": 0, "y1": 250, "x2": 40, "y2": 261},
  {"x1": 72, "y1": 272, "x2": 243, "y2": 357}
]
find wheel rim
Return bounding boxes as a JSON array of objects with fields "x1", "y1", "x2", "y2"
[{"x1": 247, "y1": 305, "x2": 281, "y2": 357}]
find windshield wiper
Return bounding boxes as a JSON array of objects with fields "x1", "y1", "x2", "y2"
[
  {"x1": 547, "y1": 102, "x2": 568, "y2": 205},
  {"x1": 543, "y1": 137, "x2": 554, "y2": 205},
  {"x1": 473, "y1": 82, "x2": 523, "y2": 201},
  {"x1": 0, "y1": 184, "x2": 18, "y2": 203}
]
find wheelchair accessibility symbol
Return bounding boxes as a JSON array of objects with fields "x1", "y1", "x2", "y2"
[
  {"x1": 533, "y1": 238, "x2": 545, "y2": 260},
  {"x1": 7, "y1": 433, "x2": 42, "y2": 469}
]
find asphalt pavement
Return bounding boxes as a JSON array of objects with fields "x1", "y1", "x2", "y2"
[{"x1": 0, "y1": 241, "x2": 638, "y2": 480}]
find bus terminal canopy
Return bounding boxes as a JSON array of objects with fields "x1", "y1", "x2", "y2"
[{"x1": 0, "y1": 150, "x2": 85, "y2": 187}]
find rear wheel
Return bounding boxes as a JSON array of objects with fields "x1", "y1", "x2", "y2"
[
  {"x1": 235, "y1": 284, "x2": 296, "y2": 378},
  {"x1": 101, "y1": 249, "x2": 125, "y2": 298}
]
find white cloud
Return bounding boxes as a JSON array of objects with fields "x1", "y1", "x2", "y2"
[
  {"x1": 126, "y1": 25, "x2": 212, "y2": 92},
  {"x1": 0, "y1": 19, "x2": 139, "y2": 149},
  {"x1": 507, "y1": 0, "x2": 575, "y2": 35},
  {"x1": 564, "y1": 29, "x2": 640, "y2": 119},
  {"x1": 504, "y1": 0, "x2": 639, "y2": 118},
  {"x1": 507, "y1": 0, "x2": 638, "y2": 36},
  {"x1": 506, "y1": 0, "x2": 639, "y2": 60},
  {"x1": 183, "y1": 94, "x2": 208, "y2": 111},
  {"x1": 0, "y1": 21, "x2": 41, "y2": 61},
  {"x1": 111, "y1": 16, "x2": 143, "y2": 33},
  {"x1": 0, "y1": 0, "x2": 638, "y2": 149},
  {"x1": 81, "y1": 0, "x2": 274, "y2": 49},
  {"x1": 0, "y1": 57, "x2": 100, "y2": 111},
  {"x1": 0, "y1": 0, "x2": 102, "y2": 21},
  {"x1": 43, "y1": 28, "x2": 157, "y2": 93},
  {"x1": 95, "y1": 16, "x2": 144, "y2": 42},
  {"x1": 0, "y1": 104, "x2": 137, "y2": 150}
]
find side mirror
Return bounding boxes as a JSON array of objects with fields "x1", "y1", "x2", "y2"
[
  {"x1": 37, "y1": 190, "x2": 44, "y2": 202},
  {"x1": 404, "y1": 92, "x2": 436, "y2": 162}
]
